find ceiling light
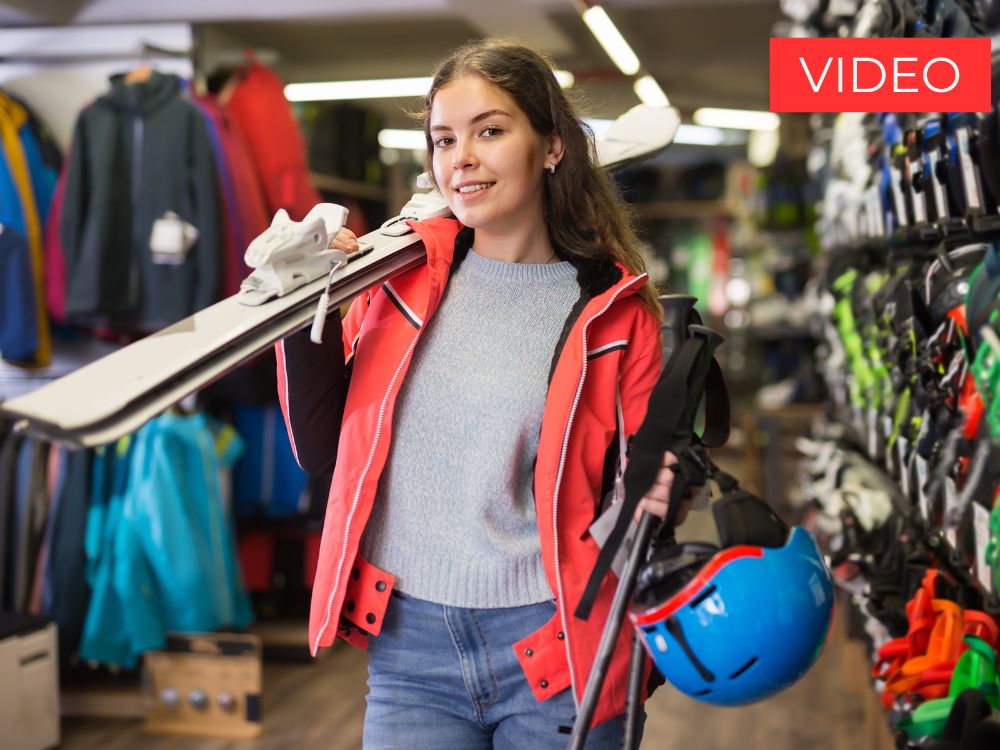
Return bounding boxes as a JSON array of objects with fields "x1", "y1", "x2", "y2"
[
  {"x1": 380, "y1": 122, "x2": 750, "y2": 152},
  {"x1": 285, "y1": 69, "x2": 575, "y2": 102},
  {"x1": 581, "y1": 5, "x2": 641, "y2": 76},
  {"x1": 673, "y1": 125, "x2": 726, "y2": 146},
  {"x1": 633, "y1": 75, "x2": 669, "y2": 107},
  {"x1": 693, "y1": 107, "x2": 780, "y2": 131},
  {"x1": 378, "y1": 129, "x2": 427, "y2": 151},
  {"x1": 748, "y1": 128, "x2": 780, "y2": 167},
  {"x1": 285, "y1": 77, "x2": 433, "y2": 101}
]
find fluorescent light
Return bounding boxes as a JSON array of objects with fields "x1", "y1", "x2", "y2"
[
  {"x1": 633, "y1": 75, "x2": 669, "y2": 107},
  {"x1": 554, "y1": 69, "x2": 575, "y2": 88},
  {"x1": 581, "y1": 6, "x2": 640, "y2": 76},
  {"x1": 378, "y1": 129, "x2": 427, "y2": 151},
  {"x1": 748, "y1": 128, "x2": 780, "y2": 167},
  {"x1": 286, "y1": 69, "x2": 574, "y2": 102},
  {"x1": 673, "y1": 124, "x2": 726, "y2": 146},
  {"x1": 285, "y1": 77, "x2": 433, "y2": 101},
  {"x1": 693, "y1": 107, "x2": 780, "y2": 131}
]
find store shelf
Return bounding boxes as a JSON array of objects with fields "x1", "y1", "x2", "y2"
[
  {"x1": 749, "y1": 324, "x2": 814, "y2": 340},
  {"x1": 633, "y1": 199, "x2": 741, "y2": 221},
  {"x1": 310, "y1": 172, "x2": 388, "y2": 203}
]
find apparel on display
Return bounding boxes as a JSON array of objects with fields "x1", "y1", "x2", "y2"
[{"x1": 788, "y1": 0, "x2": 1000, "y2": 745}]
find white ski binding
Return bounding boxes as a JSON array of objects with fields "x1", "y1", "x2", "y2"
[
  {"x1": 238, "y1": 203, "x2": 351, "y2": 306},
  {"x1": 378, "y1": 187, "x2": 451, "y2": 237}
]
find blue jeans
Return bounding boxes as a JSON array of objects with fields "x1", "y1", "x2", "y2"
[{"x1": 363, "y1": 591, "x2": 642, "y2": 749}]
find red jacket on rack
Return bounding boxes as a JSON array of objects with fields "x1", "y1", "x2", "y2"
[
  {"x1": 224, "y1": 58, "x2": 320, "y2": 222},
  {"x1": 275, "y1": 217, "x2": 662, "y2": 728}
]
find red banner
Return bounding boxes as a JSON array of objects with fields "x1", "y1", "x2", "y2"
[{"x1": 770, "y1": 37, "x2": 991, "y2": 113}]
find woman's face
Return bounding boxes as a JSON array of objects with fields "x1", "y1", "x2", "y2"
[{"x1": 429, "y1": 75, "x2": 560, "y2": 235}]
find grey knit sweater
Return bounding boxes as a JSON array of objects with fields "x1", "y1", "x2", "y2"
[{"x1": 359, "y1": 248, "x2": 580, "y2": 608}]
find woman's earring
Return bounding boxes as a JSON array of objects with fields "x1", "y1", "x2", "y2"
[{"x1": 547, "y1": 163, "x2": 556, "y2": 175}]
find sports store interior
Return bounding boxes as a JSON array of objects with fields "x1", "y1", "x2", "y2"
[{"x1": 3, "y1": 0, "x2": 1000, "y2": 748}]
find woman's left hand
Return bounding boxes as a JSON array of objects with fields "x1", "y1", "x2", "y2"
[{"x1": 633, "y1": 450, "x2": 697, "y2": 527}]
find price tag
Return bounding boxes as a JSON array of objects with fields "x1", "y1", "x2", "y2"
[
  {"x1": 956, "y1": 127, "x2": 983, "y2": 211},
  {"x1": 906, "y1": 158, "x2": 927, "y2": 224},
  {"x1": 913, "y1": 409, "x2": 930, "y2": 452},
  {"x1": 944, "y1": 477, "x2": 959, "y2": 548},
  {"x1": 974, "y1": 504, "x2": 994, "y2": 595},
  {"x1": 915, "y1": 455, "x2": 929, "y2": 520},
  {"x1": 927, "y1": 150, "x2": 949, "y2": 220},
  {"x1": 890, "y1": 166, "x2": 909, "y2": 226},
  {"x1": 898, "y1": 436, "x2": 911, "y2": 499}
]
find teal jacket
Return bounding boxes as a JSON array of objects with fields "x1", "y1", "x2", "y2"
[{"x1": 79, "y1": 413, "x2": 252, "y2": 667}]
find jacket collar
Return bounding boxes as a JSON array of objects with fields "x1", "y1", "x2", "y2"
[{"x1": 408, "y1": 217, "x2": 642, "y2": 303}]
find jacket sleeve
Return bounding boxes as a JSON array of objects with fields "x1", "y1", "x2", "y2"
[
  {"x1": 616, "y1": 304, "x2": 663, "y2": 441},
  {"x1": 275, "y1": 290, "x2": 374, "y2": 477},
  {"x1": 189, "y1": 109, "x2": 221, "y2": 310},
  {"x1": 59, "y1": 114, "x2": 88, "y2": 291}
]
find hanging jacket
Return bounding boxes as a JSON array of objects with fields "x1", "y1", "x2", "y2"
[
  {"x1": 191, "y1": 95, "x2": 241, "y2": 297},
  {"x1": 218, "y1": 110, "x2": 270, "y2": 265},
  {"x1": 0, "y1": 430, "x2": 20, "y2": 609},
  {"x1": 275, "y1": 218, "x2": 663, "y2": 728},
  {"x1": 45, "y1": 447, "x2": 92, "y2": 658},
  {"x1": 193, "y1": 97, "x2": 269, "y2": 278},
  {"x1": 43, "y1": 161, "x2": 67, "y2": 323},
  {"x1": 223, "y1": 57, "x2": 320, "y2": 221},
  {"x1": 0, "y1": 92, "x2": 49, "y2": 365},
  {"x1": 19, "y1": 123, "x2": 55, "y2": 227},
  {"x1": 60, "y1": 71, "x2": 221, "y2": 329},
  {"x1": 6, "y1": 91, "x2": 62, "y2": 175},
  {"x1": 0, "y1": 227, "x2": 38, "y2": 361},
  {"x1": 79, "y1": 415, "x2": 252, "y2": 667}
]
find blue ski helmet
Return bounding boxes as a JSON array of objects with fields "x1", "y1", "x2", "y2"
[{"x1": 629, "y1": 483, "x2": 834, "y2": 706}]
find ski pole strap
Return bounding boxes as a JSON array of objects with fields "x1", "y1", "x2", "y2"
[{"x1": 575, "y1": 335, "x2": 718, "y2": 621}]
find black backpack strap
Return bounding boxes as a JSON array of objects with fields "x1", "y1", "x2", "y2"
[{"x1": 576, "y1": 331, "x2": 721, "y2": 621}]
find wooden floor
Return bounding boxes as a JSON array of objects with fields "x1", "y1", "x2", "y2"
[{"x1": 59, "y1": 610, "x2": 894, "y2": 750}]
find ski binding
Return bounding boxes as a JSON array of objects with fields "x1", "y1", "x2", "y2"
[{"x1": 238, "y1": 204, "x2": 351, "y2": 306}]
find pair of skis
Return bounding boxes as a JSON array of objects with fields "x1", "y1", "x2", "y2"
[{"x1": 0, "y1": 105, "x2": 681, "y2": 448}]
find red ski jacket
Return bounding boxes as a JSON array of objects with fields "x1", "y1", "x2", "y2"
[{"x1": 276, "y1": 217, "x2": 662, "y2": 728}]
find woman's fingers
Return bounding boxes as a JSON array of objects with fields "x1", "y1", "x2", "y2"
[
  {"x1": 329, "y1": 227, "x2": 360, "y2": 253},
  {"x1": 632, "y1": 450, "x2": 680, "y2": 522},
  {"x1": 630, "y1": 450, "x2": 701, "y2": 526}
]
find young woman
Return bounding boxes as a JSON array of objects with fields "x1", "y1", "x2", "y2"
[{"x1": 277, "y1": 39, "x2": 685, "y2": 748}]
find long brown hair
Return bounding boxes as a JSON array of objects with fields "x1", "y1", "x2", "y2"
[{"x1": 417, "y1": 38, "x2": 662, "y2": 321}]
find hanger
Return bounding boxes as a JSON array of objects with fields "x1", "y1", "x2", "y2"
[
  {"x1": 123, "y1": 41, "x2": 162, "y2": 86},
  {"x1": 123, "y1": 64, "x2": 153, "y2": 85}
]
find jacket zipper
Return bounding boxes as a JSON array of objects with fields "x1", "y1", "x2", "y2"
[
  {"x1": 312, "y1": 318, "x2": 424, "y2": 655},
  {"x1": 551, "y1": 273, "x2": 647, "y2": 709}
]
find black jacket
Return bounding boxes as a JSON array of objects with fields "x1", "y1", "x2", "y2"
[{"x1": 60, "y1": 72, "x2": 220, "y2": 328}]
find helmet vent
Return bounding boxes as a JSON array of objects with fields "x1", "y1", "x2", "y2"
[
  {"x1": 729, "y1": 656, "x2": 759, "y2": 680},
  {"x1": 689, "y1": 585, "x2": 718, "y2": 610},
  {"x1": 692, "y1": 688, "x2": 712, "y2": 697}
]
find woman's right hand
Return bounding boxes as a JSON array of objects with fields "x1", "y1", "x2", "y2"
[{"x1": 329, "y1": 227, "x2": 360, "y2": 255}]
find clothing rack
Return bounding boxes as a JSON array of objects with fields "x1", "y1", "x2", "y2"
[{"x1": 0, "y1": 41, "x2": 191, "y2": 66}]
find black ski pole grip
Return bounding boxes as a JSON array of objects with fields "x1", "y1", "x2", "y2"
[
  {"x1": 686, "y1": 324, "x2": 725, "y2": 354},
  {"x1": 658, "y1": 295, "x2": 697, "y2": 363}
]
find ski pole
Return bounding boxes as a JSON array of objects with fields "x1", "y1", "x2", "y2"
[
  {"x1": 623, "y1": 627, "x2": 647, "y2": 748},
  {"x1": 567, "y1": 509, "x2": 659, "y2": 750}
]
